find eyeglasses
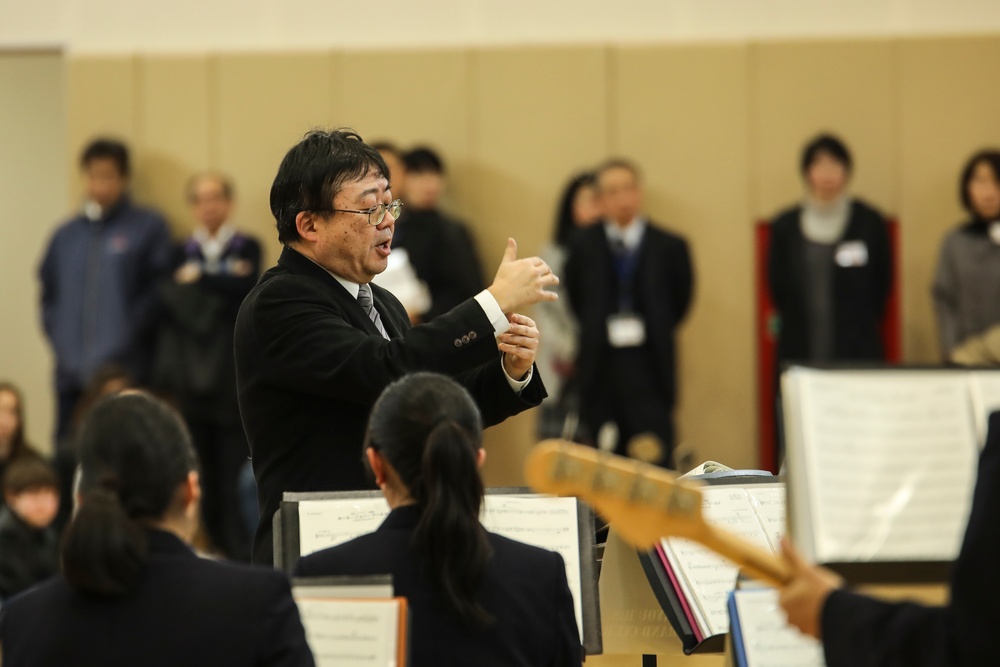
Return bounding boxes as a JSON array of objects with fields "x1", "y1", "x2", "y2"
[{"x1": 330, "y1": 199, "x2": 403, "y2": 226}]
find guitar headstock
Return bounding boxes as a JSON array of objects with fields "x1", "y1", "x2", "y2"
[{"x1": 524, "y1": 439, "x2": 708, "y2": 549}]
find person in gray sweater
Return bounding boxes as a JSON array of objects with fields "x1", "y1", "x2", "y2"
[{"x1": 933, "y1": 150, "x2": 1000, "y2": 361}]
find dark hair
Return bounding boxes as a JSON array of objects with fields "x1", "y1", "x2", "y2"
[
  {"x1": 186, "y1": 171, "x2": 235, "y2": 203},
  {"x1": 366, "y1": 373, "x2": 493, "y2": 626},
  {"x1": 270, "y1": 129, "x2": 389, "y2": 245},
  {"x1": 2, "y1": 455, "x2": 58, "y2": 496},
  {"x1": 403, "y1": 147, "x2": 445, "y2": 175},
  {"x1": 0, "y1": 382, "x2": 29, "y2": 462},
  {"x1": 62, "y1": 392, "x2": 199, "y2": 596},
  {"x1": 959, "y1": 149, "x2": 1000, "y2": 216},
  {"x1": 552, "y1": 172, "x2": 596, "y2": 247},
  {"x1": 800, "y1": 133, "x2": 852, "y2": 175},
  {"x1": 80, "y1": 138, "x2": 130, "y2": 176}
]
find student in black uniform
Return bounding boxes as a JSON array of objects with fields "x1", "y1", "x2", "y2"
[
  {"x1": 0, "y1": 392, "x2": 314, "y2": 667},
  {"x1": 295, "y1": 372, "x2": 582, "y2": 667}
]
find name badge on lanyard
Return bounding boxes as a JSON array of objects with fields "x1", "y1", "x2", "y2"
[
  {"x1": 607, "y1": 313, "x2": 647, "y2": 348},
  {"x1": 835, "y1": 240, "x2": 868, "y2": 267}
]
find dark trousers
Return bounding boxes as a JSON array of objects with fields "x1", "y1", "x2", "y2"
[{"x1": 186, "y1": 416, "x2": 253, "y2": 561}]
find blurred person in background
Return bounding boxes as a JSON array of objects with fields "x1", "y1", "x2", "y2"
[
  {"x1": 564, "y1": 159, "x2": 693, "y2": 468},
  {"x1": 153, "y1": 171, "x2": 261, "y2": 560},
  {"x1": 933, "y1": 150, "x2": 1000, "y2": 365},
  {"x1": 394, "y1": 146, "x2": 485, "y2": 322},
  {"x1": 0, "y1": 456, "x2": 60, "y2": 600},
  {"x1": 39, "y1": 138, "x2": 171, "y2": 446},
  {"x1": 0, "y1": 382, "x2": 43, "y2": 507},
  {"x1": 535, "y1": 172, "x2": 601, "y2": 440}
]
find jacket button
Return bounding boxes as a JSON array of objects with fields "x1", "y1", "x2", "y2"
[
  {"x1": 462, "y1": 335, "x2": 470, "y2": 344},
  {"x1": 469, "y1": 331, "x2": 477, "y2": 341},
  {"x1": 454, "y1": 339, "x2": 462, "y2": 347}
]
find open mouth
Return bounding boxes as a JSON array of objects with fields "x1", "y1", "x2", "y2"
[{"x1": 375, "y1": 239, "x2": 392, "y2": 256}]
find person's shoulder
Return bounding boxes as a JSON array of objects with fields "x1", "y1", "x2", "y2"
[
  {"x1": 770, "y1": 204, "x2": 802, "y2": 228},
  {"x1": 162, "y1": 551, "x2": 293, "y2": 595},
  {"x1": 125, "y1": 202, "x2": 170, "y2": 229},
  {"x1": 644, "y1": 221, "x2": 689, "y2": 249},
  {"x1": 487, "y1": 532, "x2": 566, "y2": 575},
  {"x1": 48, "y1": 215, "x2": 87, "y2": 243},
  {"x1": 0, "y1": 574, "x2": 71, "y2": 616},
  {"x1": 296, "y1": 531, "x2": 392, "y2": 577},
  {"x1": 848, "y1": 197, "x2": 889, "y2": 224}
]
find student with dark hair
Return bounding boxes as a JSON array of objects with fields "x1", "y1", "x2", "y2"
[
  {"x1": 39, "y1": 137, "x2": 171, "y2": 444},
  {"x1": 393, "y1": 144, "x2": 486, "y2": 321},
  {"x1": 0, "y1": 392, "x2": 314, "y2": 667},
  {"x1": 0, "y1": 383, "x2": 41, "y2": 496},
  {"x1": 295, "y1": 373, "x2": 581, "y2": 667},
  {"x1": 0, "y1": 456, "x2": 60, "y2": 600},
  {"x1": 768, "y1": 133, "x2": 892, "y2": 366},
  {"x1": 932, "y1": 150, "x2": 1000, "y2": 363},
  {"x1": 535, "y1": 172, "x2": 600, "y2": 439},
  {"x1": 236, "y1": 129, "x2": 556, "y2": 565}
]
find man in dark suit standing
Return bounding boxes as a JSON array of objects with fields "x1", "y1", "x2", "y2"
[
  {"x1": 563, "y1": 159, "x2": 693, "y2": 468},
  {"x1": 235, "y1": 130, "x2": 558, "y2": 564}
]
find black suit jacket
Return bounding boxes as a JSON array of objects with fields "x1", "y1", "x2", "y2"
[
  {"x1": 0, "y1": 529, "x2": 313, "y2": 667},
  {"x1": 820, "y1": 411, "x2": 1000, "y2": 666},
  {"x1": 235, "y1": 247, "x2": 545, "y2": 564},
  {"x1": 768, "y1": 199, "x2": 892, "y2": 364},
  {"x1": 295, "y1": 505, "x2": 582, "y2": 667},
  {"x1": 563, "y1": 221, "x2": 693, "y2": 411}
]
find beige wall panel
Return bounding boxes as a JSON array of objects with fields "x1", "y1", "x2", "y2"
[
  {"x1": 613, "y1": 45, "x2": 755, "y2": 470},
  {"x1": 750, "y1": 40, "x2": 897, "y2": 219},
  {"x1": 0, "y1": 51, "x2": 67, "y2": 453},
  {"x1": 65, "y1": 56, "x2": 136, "y2": 206},
  {"x1": 469, "y1": 46, "x2": 609, "y2": 486},
  {"x1": 214, "y1": 53, "x2": 341, "y2": 265},
  {"x1": 897, "y1": 36, "x2": 1000, "y2": 362},
  {"x1": 337, "y1": 50, "x2": 473, "y2": 216},
  {"x1": 135, "y1": 56, "x2": 212, "y2": 237}
]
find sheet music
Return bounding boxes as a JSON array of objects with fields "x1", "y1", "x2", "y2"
[
  {"x1": 790, "y1": 369, "x2": 977, "y2": 563},
  {"x1": 661, "y1": 485, "x2": 784, "y2": 637},
  {"x1": 296, "y1": 598, "x2": 399, "y2": 667},
  {"x1": 969, "y1": 370, "x2": 1000, "y2": 446},
  {"x1": 732, "y1": 589, "x2": 825, "y2": 667},
  {"x1": 298, "y1": 494, "x2": 584, "y2": 639}
]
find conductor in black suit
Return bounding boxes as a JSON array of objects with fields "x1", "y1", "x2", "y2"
[
  {"x1": 777, "y1": 411, "x2": 1000, "y2": 667},
  {"x1": 563, "y1": 159, "x2": 693, "y2": 467},
  {"x1": 235, "y1": 129, "x2": 559, "y2": 564}
]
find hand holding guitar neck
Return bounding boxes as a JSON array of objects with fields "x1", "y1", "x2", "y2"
[{"x1": 524, "y1": 439, "x2": 793, "y2": 587}]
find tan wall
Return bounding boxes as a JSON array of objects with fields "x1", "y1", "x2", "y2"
[{"x1": 4, "y1": 35, "x2": 1000, "y2": 479}]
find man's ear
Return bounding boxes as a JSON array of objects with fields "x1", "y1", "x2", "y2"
[{"x1": 295, "y1": 211, "x2": 322, "y2": 242}]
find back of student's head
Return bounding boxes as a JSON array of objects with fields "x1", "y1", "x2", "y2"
[
  {"x1": 62, "y1": 392, "x2": 198, "y2": 596},
  {"x1": 366, "y1": 372, "x2": 493, "y2": 626}
]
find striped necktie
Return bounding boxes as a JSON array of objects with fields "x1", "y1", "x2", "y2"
[{"x1": 357, "y1": 283, "x2": 390, "y2": 339}]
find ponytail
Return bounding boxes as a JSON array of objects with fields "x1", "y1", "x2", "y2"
[
  {"x1": 62, "y1": 481, "x2": 148, "y2": 596},
  {"x1": 411, "y1": 419, "x2": 494, "y2": 627}
]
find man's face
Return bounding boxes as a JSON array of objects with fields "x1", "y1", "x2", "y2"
[
  {"x1": 189, "y1": 177, "x2": 233, "y2": 234},
  {"x1": 805, "y1": 152, "x2": 849, "y2": 203},
  {"x1": 314, "y1": 172, "x2": 396, "y2": 284},
  {"x1": 84, "y1": 157, "x2": 127, "y2": 210},
  {"x1": 404, "y1": 171, "x2": 444, "y2": 211},
  {"x1": 597, "y1": 166, "x2": 642, "y2": 226}
]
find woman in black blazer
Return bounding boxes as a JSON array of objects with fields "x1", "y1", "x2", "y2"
[
  {"x1": 295, "y1": 372, "x2": 582, "y2": 667},
  {"x1": 0, "y1": 392, "x2": 314, "y2": 667}
]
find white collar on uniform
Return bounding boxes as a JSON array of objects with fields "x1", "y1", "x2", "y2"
[
  {"x1": 603, "y1": 217, "x2": 647, "y2": 252},
  {"x1": 300, "y1": 253, "x2": 362, "y2": 298}
]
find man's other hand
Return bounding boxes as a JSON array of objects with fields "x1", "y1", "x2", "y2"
[{"x1": 487, "y1": 238, "x2": 559, "y2": 313}]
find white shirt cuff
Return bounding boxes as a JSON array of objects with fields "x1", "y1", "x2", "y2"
[
  {"x1": 502, "y1": 360, "x2": 533, "y2": 394},
  {"x1": 474, "y1": 290, "x2": 510, "y2": 335}
]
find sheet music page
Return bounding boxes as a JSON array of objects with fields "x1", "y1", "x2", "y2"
[
  {"x1": 792, "y1": 368, "x2": 977, "y2": 563},
  {"x1": 295, "y1": 598, "x2": 399, "y2": 667},
  {"x1": 968, "y1": 370, "x2": 1000, "y2": 447},
  {"x1": 298, "y1": 494, "x2": 585, "y2": 639},
  {"x1": 732, "y1": 589, "x2": 825, "y2": 667},
  {"x1": 299, "y1": 498, "x2": 391, "y2": 557},
  {"x1": 481, "y1": 495, "x2": 583, "y2": 639},
  {"x1": 746, "y1": 485, "x2": 787, "y2": 553},
  {"x1": 662, "y1": 486, "x2": 781, "y2": 637}
]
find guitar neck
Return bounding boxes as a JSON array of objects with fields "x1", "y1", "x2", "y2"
[{"x1": 695, "y1": 524, "x2": 792, "y2": 586}]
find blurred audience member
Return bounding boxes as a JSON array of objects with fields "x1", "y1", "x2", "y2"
[
  {"x1": 153, "y1": 171, "x2": 261, "y2": 560},
  {"x1": 933, "y1": 150, "x2": 1000, "y2": 364},
  {"x1": 0, "y1": 456, "x2": 60, "y2": 600},
  {"x1": 372, "y1": 141, "x2": 407, "y2": 198},
  {"x1": 768, "y1": 134, "x2": 892, "y2": 368},
  {"x1": 0, "y1": 383, "x2": 42, "y2": 505},
  {"x1": 393, "y1": 146, "x2": 485, "y2": 321},
  {"x1": 0, "y1": 392, "x2": 314, "y2": 666},
  {"x1": 535, "y1": 172, "x2": 600, "y2": 439},
  {"x1": 564, "y1": 160, "x2": 693, "y2": 467},
  {"x1": 39, "y1": 138, "x2": 171, "y2": 445}
]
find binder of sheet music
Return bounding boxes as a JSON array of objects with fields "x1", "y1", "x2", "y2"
[
  {"x1": 727, "y1": 588, "x2": 825, "y2": 667},
  {"x1": 782, "y1": 366, "x2": 1000, "y2": 579},
  {"x1": 294, "y1": 596, "x2": 407, "y2": 667},
  {"x1": 282, "y1": 490, "x2": 598, "y2": 653},
  {"x1": 649, "y1": 482, "x2": 786, "y2": 646}
]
